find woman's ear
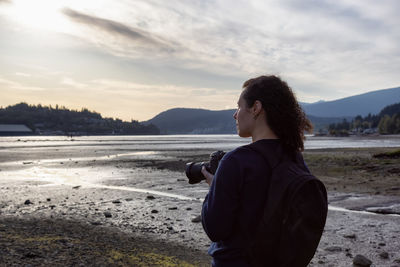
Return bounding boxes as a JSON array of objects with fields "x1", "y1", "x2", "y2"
[
  {"x1": 252, "y1": 100, "x2": 263, "y2": 120},
  {"x1": 253, "y1": 100, "x2": 263, "y2": 115}
]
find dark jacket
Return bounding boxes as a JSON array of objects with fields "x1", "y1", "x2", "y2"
[
  {"x1": 201, "y1": 139, "x2": 326, "y2": 266},
  {"x1": 202, "y1": 139, "x2": 279, "y2": 265}
]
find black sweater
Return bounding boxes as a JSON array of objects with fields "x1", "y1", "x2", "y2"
[{"x1": 201, "y1": 139, "x2": 281, "y2": 264}]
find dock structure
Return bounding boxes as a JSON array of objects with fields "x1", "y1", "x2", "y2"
[{"x1": 0, "y1": 124, "x2": 33, "y2": 136}]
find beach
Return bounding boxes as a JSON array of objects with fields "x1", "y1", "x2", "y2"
[{"x1": 0, "y1": 135, "x2": 399, "y2": 266}]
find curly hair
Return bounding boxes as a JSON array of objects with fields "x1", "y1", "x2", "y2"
[{"x1": 242, "y1": 75, "x2": 313, "y2": 153}]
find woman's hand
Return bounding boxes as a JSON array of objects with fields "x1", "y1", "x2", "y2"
[{"x1": 201, "y1": 166, "x2": 214, "y2": 186}]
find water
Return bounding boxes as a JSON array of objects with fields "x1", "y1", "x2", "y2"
[{"x1": 0, "y1": 134, "x2": 399, "y2": 150}]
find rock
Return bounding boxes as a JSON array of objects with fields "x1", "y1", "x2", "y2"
[
  {"x1": 353, "y1": 254, "x2": 372, "y2": 266},
  {"x1": 325, "y1": 246, "x2": 342, "y2": 252},
  {"x1": 191, "y1": 215, "x2": 202, "y2": 223},
  {"x1": 91, "y1": 221, "x2": 102, "y2": 225},
  {"x1": 72, "y1": 185, "x2": 81, "y2": 189},
  {"x1": 379, "y1": 251, "x2": 389, "y2": 259},
  {"x1": 168, "y1": 207, "x2": 178, "y2": 210},
  {"x1": 112, "y1": 200, "x2": 121, "y2": 204},
  {"x1": 146, "y1": 195, "x2": 155, "y2": 200},
  {"x1": 50, "y1": 205, "x2": 56, "y2": 209},
  {"x1": 125, "y1": 198, "x2": 133, "y2": 201},
  {"x1": 378, "y1": 242, "x2": 386, "y2": 246},
  {"x1": 46, "y1": 198, "x2": 51, "y2": 202},
  {"x1": 104, "y1": 211, "x2": 112, "y2": 218},
  {"x1": 167, "y1": 188, "x2": 173, "y2": 190},
  {"x1": 344, "y1": 233, "x2": 357, "y2": 239},
  {"x1": 23, "y1": 251, "x2": 41, "y2": 258},
  {"x1": 186, "y1": 207, "x2": 192, "y2": 211},
  {"x1": 151, "y1": 209, "x2": 159, "y2": 214},
  {"x1": 24, "y1": 199, "x2": 32, "y2": 205}
]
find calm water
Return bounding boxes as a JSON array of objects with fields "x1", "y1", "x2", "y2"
[{"x1": 0, "y1": 134, "x2": 399, "y2": 151}]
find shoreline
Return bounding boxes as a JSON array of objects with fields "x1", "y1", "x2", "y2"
[{"x1": 1, "y1": 143, "x2": 400, "y2": 266}]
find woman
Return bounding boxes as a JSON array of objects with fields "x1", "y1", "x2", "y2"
[{"x1": 201, "y1": 75, "x2": 327, "y2": 266}]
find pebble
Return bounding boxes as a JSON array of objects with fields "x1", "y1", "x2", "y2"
[
  {"x1": 125, "y1": 198, "x2": 133, "y2": 201},
  {"x1": 325, "y1": 246, "x2": 342, "y2": 252},
  {"x1": 353, "y1": 254, "x2": 372, "y2": 266},
  {"x1": 46, "y1": 198, "x2": 51, "y2": 202},
  {"x1": 112, "y1": 200, "x2": 121, "y2": 204},
  {"x1": 191, "y1": 215, "x2": 202, "y2": 223},
  {"x1": 146, "y1": 195, "x2": 155, "y2": 200},
  {"x1": 103, "y1": 211, "x2": 112, "y2": 218},
  {"x1": 168, "y1": 207, "x2": 178, "y2": 210},
  {"x1": 343, "y1": 233, "x2": 356, "y2": 239},
  {"x1": 72, "y1": 185, "x2": 81, "y2": 189},
  {"x1": 24, "y1": 199, "x2": 32, "y2": 205},
  {"x1": 151, "y1": 209, "x2": 159, "y2": 214},
  {"x1": 186, "y1": 207, "x2": 192, "y2": 211},
  {"x1": 379, "y1": 251, "x2": 389, "y2": 259}
]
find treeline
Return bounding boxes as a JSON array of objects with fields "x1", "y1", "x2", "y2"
[
  {"x1": 0, "y1": 103, "x2": 160, "y2": 135},
  {"x1": 328, "y1": 102, "x2": 400, "y2": 135}
]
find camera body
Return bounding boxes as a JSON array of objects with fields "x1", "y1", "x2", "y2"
[{"x1": 185, "y1": 150, "x2": 225, "y2": 184}]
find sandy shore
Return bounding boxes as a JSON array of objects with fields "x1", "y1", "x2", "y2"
[{"x1": 0, "y1": 138, "x2": 400, "y2": 266}]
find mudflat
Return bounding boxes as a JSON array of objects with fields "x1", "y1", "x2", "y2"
[{"x1": 0, "y1": 137, "x2": 399, "y2": 266}]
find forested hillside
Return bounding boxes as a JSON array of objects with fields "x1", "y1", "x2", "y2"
[
  {"x1": 328, "y1": 103, "x2": 400, "y2": 135},
  {"x1": 0, "y1": 103, "x2": 160, "y2": 135}
]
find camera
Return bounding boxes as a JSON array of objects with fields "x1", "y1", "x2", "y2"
[{"x1": 185, "y1": 150, "x2": 225, "y2": 184}]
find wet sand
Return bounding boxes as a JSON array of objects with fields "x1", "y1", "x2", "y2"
[{"x1": 0, "y1": 139, "x2": 400, "y2": 266}]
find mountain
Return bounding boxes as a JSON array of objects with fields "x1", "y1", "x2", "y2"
[
  {"x1": 144, "y1": 108, "x2": 351, "y2": 134},
  {"x1": 143, "y1": 108, "x2": 236, "y2": 134},
  {"x1": 302, "y1": 87, "x2": 400, "y2": 117}
]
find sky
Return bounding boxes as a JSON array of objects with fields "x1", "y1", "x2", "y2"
[{"x1": 0, "y1": 0, "x2": 399, "y2": 121}]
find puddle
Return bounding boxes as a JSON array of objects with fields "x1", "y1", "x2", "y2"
[{"x1": 0, "y1": 151, "x2": 175, "y2": 166}]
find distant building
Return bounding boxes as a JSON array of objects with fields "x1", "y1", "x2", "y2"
[{"x1": 0, "y1": 124, "x2": 33, "y2": 136}]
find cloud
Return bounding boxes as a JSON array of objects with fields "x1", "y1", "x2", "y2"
[
  {"x1": 0, "y1": 77, "x2": 45, "y2": 91},
  {"x1": 61, "y1": 77, "x2": 87, "y2": 89},
  {"x1": 15, "y1": 72, "x2": 31, "y2": 77},
  {"x1": 62, "y1": 8, "x2": 177, "y2": 55}
]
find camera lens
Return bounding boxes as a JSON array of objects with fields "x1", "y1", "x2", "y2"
[{"x1": 185, "y1": 162, "x2": 206, "y2": 184}]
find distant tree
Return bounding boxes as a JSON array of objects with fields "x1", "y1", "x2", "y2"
[
  {"x1": 0, "y1": 103, "x2": 159, "y2": 135},
  {"x1": 378, "y1": 115, "x2": 390, "y2": 134},
  {"x1": 327, "y1": 102, "x2": 400, "y2": 135}
]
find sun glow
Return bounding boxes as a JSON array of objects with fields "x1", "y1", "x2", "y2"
[{"x1": 5, "y1": 0, "x2": 73, "y2": 33}]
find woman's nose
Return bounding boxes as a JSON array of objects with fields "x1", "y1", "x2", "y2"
[{"x1": 233, "y1": 110, "x2": 237, "y2": 120}]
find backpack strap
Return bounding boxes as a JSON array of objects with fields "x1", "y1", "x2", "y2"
[
  {"x1": 245, "y1": 145, "x2": 325, "y2": 267},
  {"x1": 246, "y1": 145, "x2": 309, "y2": 225}
]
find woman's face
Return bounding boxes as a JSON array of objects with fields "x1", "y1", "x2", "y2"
[{"x1": 233, "y1": 91, "x2": 254, "y2": 138}]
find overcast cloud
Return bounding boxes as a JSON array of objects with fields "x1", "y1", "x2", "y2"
[{"x1": 0, "y1": 0, "x2": 399, "y2": 120}]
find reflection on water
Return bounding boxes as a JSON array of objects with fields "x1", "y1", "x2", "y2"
[{"x1": 1, "y1": 134, "x2": 399, "y2": 150}]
